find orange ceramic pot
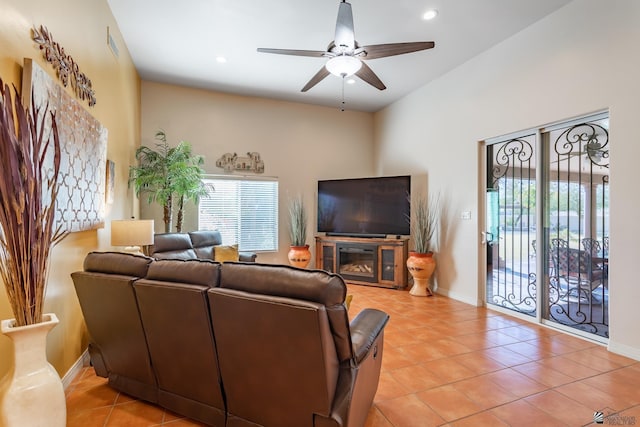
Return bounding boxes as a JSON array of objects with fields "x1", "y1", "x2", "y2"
[
  {"x1": 406, "y1": 251, "x2": 436, "y2": 297},
  {"x1": 288, "y1": 245, "x2": 311, "y2": 268}
]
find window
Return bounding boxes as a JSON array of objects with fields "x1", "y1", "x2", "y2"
[{"x1": 199, "y1": 177, "x2": 278, "y2": 252}]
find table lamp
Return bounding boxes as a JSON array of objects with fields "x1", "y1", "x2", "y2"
[{"x1": 111, "y1": 219, "x2": 154, "y2": 255}]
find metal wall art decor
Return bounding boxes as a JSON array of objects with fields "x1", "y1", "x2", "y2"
[
  {"x1": 216, "y1": 152, "x2": 265, "y2": 174},
  {"x1": 31, "y1": 25, "x2": 96, "y2": 107},
  {"x1": 22, "y1": 58, "x2": 107, "y2": 232}
]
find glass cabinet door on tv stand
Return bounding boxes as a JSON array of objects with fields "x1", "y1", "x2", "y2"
[{"x1": 314, "y1": 235, "x2": 408, "y2": 289}]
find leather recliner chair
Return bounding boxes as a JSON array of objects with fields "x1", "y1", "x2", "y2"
[
  {"x1": 133, "y1": 259, "x2": 226, "y2": 426},
  {"x1": 209, "y1": 262, "x2": 389, "y2": 427},
  {"x1": 71, "y1": 252, "x2": 158, "y2": 403}
]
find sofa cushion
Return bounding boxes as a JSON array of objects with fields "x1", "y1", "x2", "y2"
[
  {"x1": 152, "y1": 233, "x2": 197, "y2": 260},
  {"x1": 214, "y1": 245, "x2": 239, "y2": 263},
  {"x1": 83, "y1": 251, "x2": 153, "y2": 277},
  {"x1": 145, "y1": 259, "x2": 220, "y2": 287},
  {"x1": 189, "y1": 230, "x2": 222, "y2": 259},
  {"x1": 189, "y1": 230, "x2": 223, "y2": 246},
  {"x1": 219, "y1": 263, "x2": 345, "y2": 304}
]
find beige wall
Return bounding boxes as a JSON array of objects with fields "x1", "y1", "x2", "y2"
[
  {"x1": 0, "y1": 0, "x2": 140, "y2": 377},
  {"x1": 4, "y1": 0, "x2": 636, "y2": 381},
  {"x1": 374, "y1": 0, "x2": 640, "y2": 359},
  {"x1": 140, "y1": 81, "x2": 375, "y2": 264}
]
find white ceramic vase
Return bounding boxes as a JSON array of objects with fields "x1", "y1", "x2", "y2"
[{"x1": 0, "y1": 313, "x2": 66, "y2": 427}]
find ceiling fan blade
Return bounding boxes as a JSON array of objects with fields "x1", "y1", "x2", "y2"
[
  {"x1": 355, "y1": 62, "x2": 386, "y2": 90},
  {"x1": 257, "y1": 48, "x2": 326, "y2": 58},
  {"x1": 362, "y1": 42, "x2": 435, "y2": 59},
  {"x1": 301, "y1": 66, "x2": 331, "y2": 92},
  {"x1": 334, "y1": 1, "x2": 355, "y2": 52}
]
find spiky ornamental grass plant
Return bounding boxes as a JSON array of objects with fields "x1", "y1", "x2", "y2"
[
  {"x1": 288, "y1": 195, "x2": 307, "y2": 247},
  {"x1": 0, "y1": 80, "x2": 67, "y2": 327},
  {"x1": 410, "y1": 193, "x2": 440, "y2": 254}
]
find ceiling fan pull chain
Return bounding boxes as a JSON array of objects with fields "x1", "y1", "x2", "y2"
[{"x1": 341, "y1": 75, "x2": 346, "y2": 111}]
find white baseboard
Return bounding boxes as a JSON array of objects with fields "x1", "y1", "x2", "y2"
[
  {"x1": 61, "y1": 349, "x2": 90, "y2": 390},
  {"x1": 608, "y1": 340, "x2": 640, "y2": 362},
  {"x1": 434, "y1": 287, "x2": 481, "y2": 307}
]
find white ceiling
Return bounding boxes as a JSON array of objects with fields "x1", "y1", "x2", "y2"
[{"x1": 107, "y1": 0, "x2": 572, "y2": 113}]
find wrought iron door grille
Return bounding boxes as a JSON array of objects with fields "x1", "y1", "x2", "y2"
[
  {"x1": 486, "y1": 113, "x2": 609, "y2": 340},
  {"x1": 545, "y1": 120, "x2": 609, "y2": 338},
  {"x1": 487, "y1": 136, "x2": 537, "y2": 316}
]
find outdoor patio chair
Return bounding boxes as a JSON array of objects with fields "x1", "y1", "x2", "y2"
[
  {"x1": 581, "y1": 237, "x2": 603, "y2": 257},
  {"x1": 551, "y1": 247, "x2": 607, "y2": 303}
]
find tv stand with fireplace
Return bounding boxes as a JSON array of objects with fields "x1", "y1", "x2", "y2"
[{"x1": 315, "y1": 235, "x2": 408, "y2": 289}]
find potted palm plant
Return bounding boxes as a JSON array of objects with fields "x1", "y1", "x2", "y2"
[
  {"x1": 129, "y1": 130, "x2": 209, "y2": 232},
  {"x1": 0, "y1": 80, "x2": 67, "y2": 425},
  {"x1": 406, "y1": 193, "x2": 440, "y2": 296},
  {"x1": 287, "y1": 195, "x2": 311, "y2": 268}
]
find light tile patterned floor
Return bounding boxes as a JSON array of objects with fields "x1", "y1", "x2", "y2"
[{"x1": 66, "y1": 284, "x2": 640, "y2": 426}]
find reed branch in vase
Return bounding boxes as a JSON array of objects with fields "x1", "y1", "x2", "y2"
[{"x1": 0, "y1": 81, "x2": 67, "y2": 326}]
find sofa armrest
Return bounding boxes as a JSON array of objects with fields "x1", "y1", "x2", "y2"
[
  {"x1": 238, "y1": 252, "x2": 257, "y2": 262},
  {"x1": 315, "y1": 310, "x2": 389, "y2": 427},
  {"x1": 350, "y1": 308, "x2": 389, "y2": 364}
]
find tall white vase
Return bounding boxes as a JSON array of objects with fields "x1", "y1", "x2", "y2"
[{"x1": 0, "y1": 313, "x2": 66, "y2": 427}]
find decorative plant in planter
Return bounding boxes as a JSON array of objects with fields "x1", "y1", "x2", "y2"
[
  {"x1": 0, "y1": 80, "x2": 67, "y2": 426},
  {"x1": 406, "y1": 193, "x2": 440, "y2": 296},
  {"x1": 287, "y1": 195, "x2": 311, "y2": 268},
  {"x1": 129, "y1": 130, "x2": 209, "y2": 232}
]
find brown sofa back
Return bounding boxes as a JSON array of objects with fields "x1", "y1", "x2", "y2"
[
  {"x1": 73, "y1": 254, "x2": 388, "y2": 427},
  {"x1": 150, "y1": 230, "x2": 257, "y2": 262},
  {"x1": 217, "y1": 262, "x2": 353, "y2": 362},
  {"x1": 208, "y1": 263, "x2": 353, "y2": 427},
  {"x1": 133, "y1": 259, "x2": 225, "y2": 426},
  {"x1": 189, "y1": 230, "x2": 222, "y2": 259},
  {"x1": 150, "y1": 233, "x2": 197, "y2": 260},
  {"x1": 71, "y1": 252, "x2": 157, "y2": 403}
]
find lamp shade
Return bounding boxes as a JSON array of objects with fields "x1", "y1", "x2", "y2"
[
  {"x1": 325, "y1": 55, "x2": 362, "y2": 77},
  {"x1": 111, "y1": 219, "x2": 154, "y2": 247}
]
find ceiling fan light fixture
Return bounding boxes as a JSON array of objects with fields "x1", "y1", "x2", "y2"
[{"x1": 325, "y1": 55, "x2": 362, "y2": 77}]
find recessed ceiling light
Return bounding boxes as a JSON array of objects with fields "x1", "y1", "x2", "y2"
[
  {"x1": 423, "y1": 9, "x2": 438, "y2": 20},
  {"x1": 346, "y1": 78, "x2": 356, "y2": 85},
  {"x1": 216, "y1": 56, "x2": 227, "y2": 64}
]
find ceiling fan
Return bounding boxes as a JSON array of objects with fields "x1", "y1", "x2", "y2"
[
  {"x1": 552, "y1": 125, "x2": 609, "y2": 167},
  {"x1": 257, "y1": 0, "x2": 435, "y2": 92},
  {"x1": 555, "y1": 141, "x2": 608, "y2": 164}
]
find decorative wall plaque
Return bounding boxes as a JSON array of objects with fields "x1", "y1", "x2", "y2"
[
  {"x1": 31, "y1": 25, "x2": 96, "y2": 106},
  {"x1": 22, "y1": 58, "x2": 107, "y2": 232},
  {"x1": 216, "y1": 152, "x2": 265, "y2": 174}
]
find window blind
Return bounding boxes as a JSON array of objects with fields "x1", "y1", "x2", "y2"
[{"x1": 199, "y1": 177, "x2": 278, "y2": 252}]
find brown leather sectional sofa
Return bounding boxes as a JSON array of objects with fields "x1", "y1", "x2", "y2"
[
  {"x1": 149, "y1": 230, "x2": 257, "y2": 262},
  {"x1": 71, "y1": 252, "x2": 389, "y2": 427}
]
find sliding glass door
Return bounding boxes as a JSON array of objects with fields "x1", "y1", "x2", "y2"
[
  {"x1": 484, "y1": 112, "x2": 610, "y2": 340},
  {"x1": 485, "y1": 135, "x2": 538, "y2": 317}
]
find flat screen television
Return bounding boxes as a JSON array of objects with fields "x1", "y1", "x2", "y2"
[{"x1": 317, "y1": 175, "x2": 411, "y2": 237}]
